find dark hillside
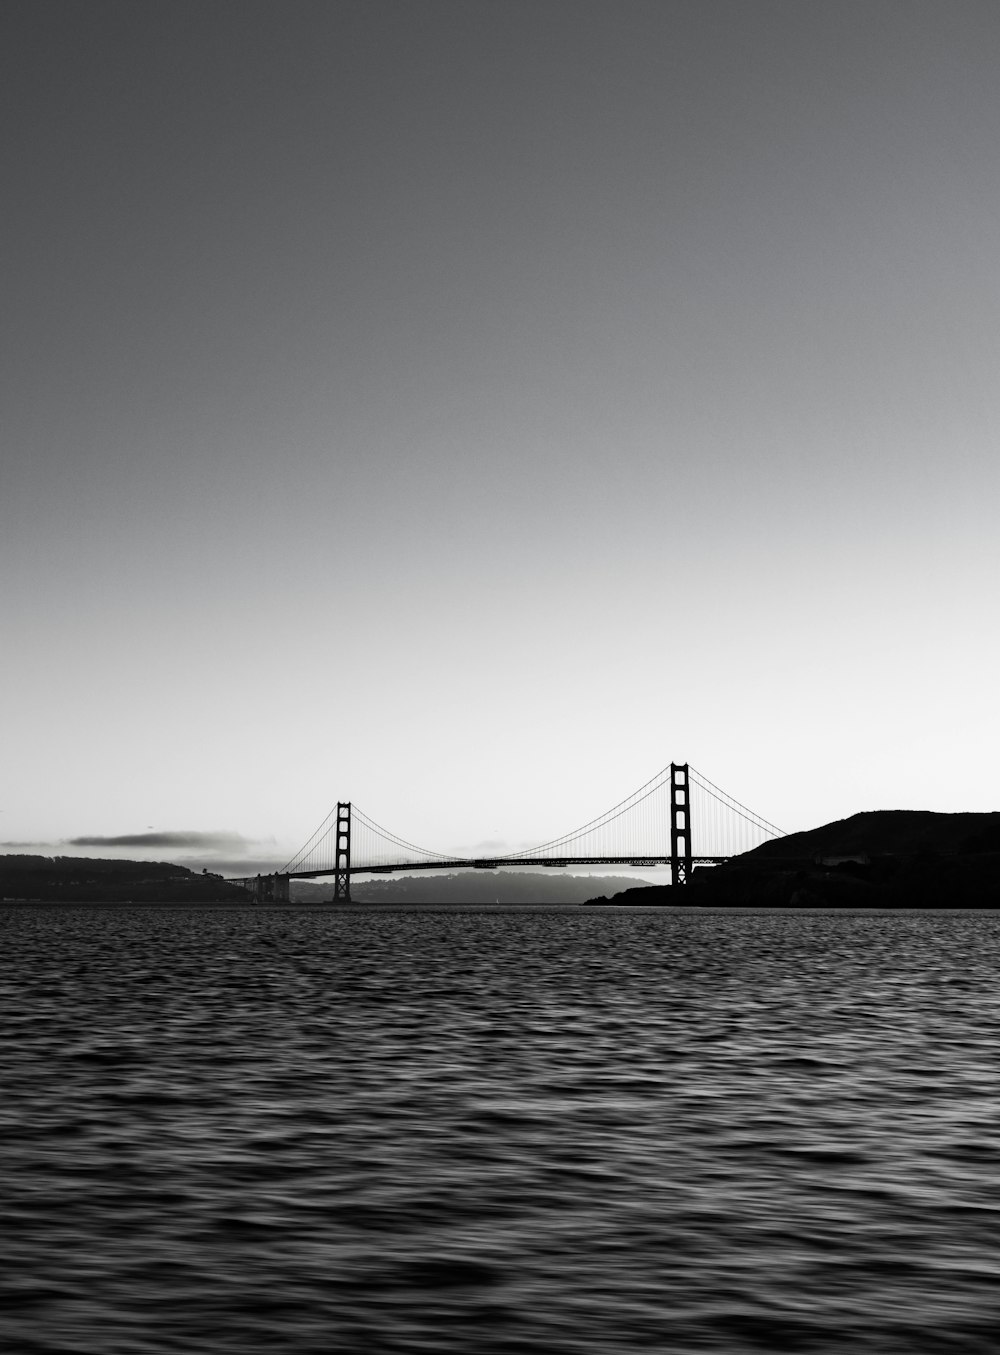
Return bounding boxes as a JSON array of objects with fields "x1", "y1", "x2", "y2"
[
  {"x1": 291, "y1": 871, "x2": 650, "y2": 905},
  {"x1": 734, "y1": 810, "x2": 1000, "y2": 865},
  {"x1": 0, "y1": 856, "x2": 247, "y2": 902},
  {"x1": 587, "y1": 810, "x2": 1000, "y2": 907}
]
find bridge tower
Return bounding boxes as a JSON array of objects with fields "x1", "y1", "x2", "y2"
[
  {"x1": 333, "y1": 802, "x2": 352, "y2": 902},
  {"x1": 670, "y1": 762, "x2": 693, "y2": 886}
]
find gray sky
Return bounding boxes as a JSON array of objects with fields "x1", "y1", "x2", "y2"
[{"x1": 4, "y1": 0, "x2": 999, "y2": 872}]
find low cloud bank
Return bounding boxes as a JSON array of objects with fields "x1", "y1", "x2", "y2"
[
  {"x1": 68, "y1": 831, "x2": 250, "y2": 851},
  {"x1": 1, "y1": 831, "x2": 288, "y2": 877}
]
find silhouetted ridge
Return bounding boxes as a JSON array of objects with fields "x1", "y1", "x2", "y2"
[
  {"x1": 0, "y1": 856, "x2": 247, "y2": 902},
  {"x1": 291, "y1": 871, "x2": 650, "y2": 905},
  {"x1": 587, "y1": 810, "x2": 1000, "y2": 907},
  {"x1": 734, "y1": 810, "x2": 1000, "y2": 864}
]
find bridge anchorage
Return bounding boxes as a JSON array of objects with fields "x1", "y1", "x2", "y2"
[
  {"x1": 229, "y1": 762, "x2": 783, "y2": 904},
  {"x1": 231, "y1": 872, "x2": 291, "y2": 904}
]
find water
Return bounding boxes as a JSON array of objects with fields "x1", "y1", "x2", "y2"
[{"x1": 3, "y1": 904, "x2": 1000, "y2": 1354}]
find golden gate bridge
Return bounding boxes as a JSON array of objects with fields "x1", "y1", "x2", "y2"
[{"x1": 230, "y1": 763, "x2": 783, "y2": 902}]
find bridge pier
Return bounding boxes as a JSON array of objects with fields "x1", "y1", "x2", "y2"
[
  {"x1": 670, "y1": 762, "x2": 693, "y2": 886},
  {"x1": 332, "y1": 802, "x2": 352, "y2": 901}
]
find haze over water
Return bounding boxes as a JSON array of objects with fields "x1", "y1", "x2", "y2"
[{"x1": 4, "y1": 903, "x2": 1000, "y2": 1353}]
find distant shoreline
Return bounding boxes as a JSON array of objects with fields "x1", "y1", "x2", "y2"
[{"x1": 4, "y1": 898, "x2": 997, "y2": 914}]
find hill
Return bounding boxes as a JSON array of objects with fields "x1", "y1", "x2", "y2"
[
  {"x1": 0, "y1": 855, "x2": 248, "y2": 903},
  {"x1": 1, "y1": 858, "x2": 650, "y2": 906},
  {"x1": 290, "y1": 870, "x2": 651, "y2": 906},
  {"x1": 590, "y1": 810, "x2": 1000, "y2": 908},
  {"x1": 734, "y1": 809, "x2": 1000, "y2": 865}
]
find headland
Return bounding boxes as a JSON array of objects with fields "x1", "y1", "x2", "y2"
[
  {"x1": 590, "y1": 810, "x2": 1000, "y2": 907},
  {"x1": 0, "y1": 856, "x2": 248, "y2": 903}
]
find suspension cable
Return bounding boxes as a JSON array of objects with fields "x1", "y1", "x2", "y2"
[
  {"x1": 283, "y1": 762, "x2": 784, "y2": 872},
  {"x1": 689, "y1": 767, "x2": 784, "y2": 835},
  {"x1": 500, "y1": 762, "x2": 675, "y2": 858},
  {"x1": 281, "y1": 804, "x2": 341, "y2": 873},
  {"x1": 352, "y1": 806, "x2": 470, "y2": 863}
]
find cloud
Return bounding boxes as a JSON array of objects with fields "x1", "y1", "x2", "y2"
[
  {"x1": 1, "y1": 832, "x2": 289, "y2": 877},
  {"x1": 67, "y1": 831, "x2": 250, "y2": 851}
]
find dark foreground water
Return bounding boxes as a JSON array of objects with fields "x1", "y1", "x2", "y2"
[{"x1": 3, "y1": 905, "x2": 1000, "y2": 1354}]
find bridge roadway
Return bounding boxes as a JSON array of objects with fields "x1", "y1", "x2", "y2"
[
  {"x1": 288, "y1": 855, "x2": 731, "y2": 878},
  {"x1": 233, "y1": 856, "x2": 734, "y2": 900}
]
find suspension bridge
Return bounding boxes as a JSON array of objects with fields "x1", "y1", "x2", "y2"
[{"x1": 230, "y1": 763, "x2": 783, "y2": 902}]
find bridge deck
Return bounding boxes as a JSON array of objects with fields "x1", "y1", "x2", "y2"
[{"x1": 287, "y1": 856, "x2": 731, "y2": 879}]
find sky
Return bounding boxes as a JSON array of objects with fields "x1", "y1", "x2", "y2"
[{"x1": 4, "y1": 0, "x2": 999, "y2": 876}]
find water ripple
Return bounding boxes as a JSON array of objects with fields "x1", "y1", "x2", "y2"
[{"x1": 3, "y1": 905, "x2": 1000, "y2": 1352}]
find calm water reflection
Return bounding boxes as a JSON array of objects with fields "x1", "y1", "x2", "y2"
[{"x1": 3, "y1": 905, "x2": 1000, "y2": 1353}]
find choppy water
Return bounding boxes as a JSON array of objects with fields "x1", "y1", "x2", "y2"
[{"x1": 3, "y1": 905, "x2": 1000, "y2": 1353}]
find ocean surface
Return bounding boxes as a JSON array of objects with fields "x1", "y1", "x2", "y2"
[{"x1": 3, "y1": 904, "x2": 1000, "y2": 1354}]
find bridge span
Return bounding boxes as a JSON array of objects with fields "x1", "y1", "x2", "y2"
[{"x1": 229, "y1": 763, "x2": 782, "y2": 903}]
